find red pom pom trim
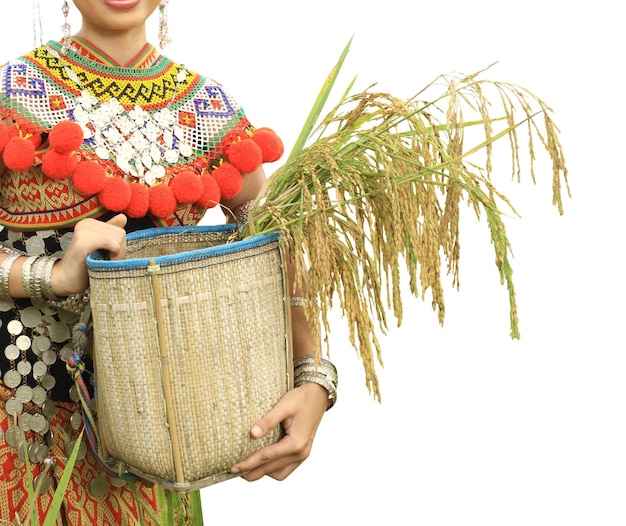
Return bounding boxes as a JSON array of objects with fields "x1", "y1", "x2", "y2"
[
  {"x1": 169, "y1": 171, "x2": 203, "y2": 204},
  {"x1": 226, "y1": 139, "x2": 263, "y2": 174},
  {"x1": 252, "y1": 128, "x2": 284, "y2": 163},
  {"x1": 148, "y1": 184, "x2": 177, "y2": 218},
  {"x1": 41, "y1": 150, "x2": 78, "y2": 180},
  {"x1": 212, "y1": 163, "x2": 243, "y2": 200},
  {"x1": 125, "y1": 183, "x2": 150, "y2": 218},
  {"x1": 98, "y1": 177, "x2": 132, "y2": 212},
  {"x1": 219, "y1": 129, "x2": 245, "y2": 157},
  {"x1": 49, "y1": 121, "x2": 84, "y2": 154},
  {"x1": 72, "y1": 161, "x2": 107, "y2": 195},
  {"x1": 2, "y1": 137, "x2": 36, "y2": 172},
  {"x1": 196, "y1": 174, "x2": 221, "y2": 208}
]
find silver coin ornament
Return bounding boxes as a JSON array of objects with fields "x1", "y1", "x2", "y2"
[
  {"x1": 66, "y1": 438, "x2": 87, "y2": 461},
  {"x1": 31, "y1": 385, "x2": 47, "y2": 406},
  {"x1": 3, "y1": 370, "x2": 21, "y2": 389},
  {"x1": 34, "y1": 473, "x2": 52, "y2": 494},
  {"x1": 70, "y1": 410, "x2": 83, "y2": 430},
  {"x1": 4, "y1": 344, "x2": 20, "y2": 361},
  {"x1": 5, "y1": 426, "x2": 24, "y2": 448},
  {"x1": 5, "y1": 397, "x2": 23, "y2": 416},
  {"x1": 88, "y1": 476, "x2": 109, "y2": 497},
  {"x1": 15, "y1": 384, "x2": 33, "y2": 404}
]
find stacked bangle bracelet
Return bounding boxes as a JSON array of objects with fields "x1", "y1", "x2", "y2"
[
  {"x1": 0, "y1": 245, "x2": 64, "y2": 302},
  {"x1": 293, "y1": 355, "x2": 338, "y2": 410},
  {"x1": 22, "y1": 255, "x2": 63, "y2": 302}
]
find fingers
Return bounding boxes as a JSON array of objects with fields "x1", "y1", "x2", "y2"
[
  {"x1": 52, "y1": 215, "x2": 128, "y2": 296},
  {"x1": 249, "y1": 402, "x2": 287, "y2": 440},
  {"x1": 102, "y1": 214, "x2": 128, "y2": 260},
  {"x1": 242, "y1": 459, "x2": 303, "y2": 482},
  {"x1": 107, "y1": 212, "x2": 128, "y2": 229},
  {"x1": 230, "y1": 383, "x2": 328, "y2": 481},
  {"x1": 233, "y1": 436, "x2": 307, "y2": 482},
  {"x1": 72, "y1": 215, "x2": 127, "y2": 260}
]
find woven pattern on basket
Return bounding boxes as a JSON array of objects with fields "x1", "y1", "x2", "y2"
[{"x1": 86, "y1": 225, "x2": 292, "y2": 492}]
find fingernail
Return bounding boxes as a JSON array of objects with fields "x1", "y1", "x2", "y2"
[
  {"x1": 231, "y1": 466, "x2": 240, "y2": 474},
  {"x1": 251, "y1": 424, "x2": 263, "y2": 438}
]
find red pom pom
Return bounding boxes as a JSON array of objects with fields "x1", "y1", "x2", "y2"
[
  {"x1": 169, "y1": 171, "x2": 203, "y2": 204},
  {"x1": 148, "y1": 184, "x2": 177, "y2": 218},
  {"x1": 72, "y1": 161, "x2": 107, "y2": 195},
  {"x1": 98, "y1": 177, "x2": 132, "y2": 212},
  {"x1": 212, "y1": 163, "x2": 243, "y2": 199},
  {"x1": 125, "y1": 183, "x2": 150, "y2": 218},
  {"x1": 48, "y1": 121, "x2": 84, "y2": 154},
  {"x1": 2, "y1": 137, "x2": 36, "y2": 172},
  {"x1": 41, "y1": 150, "x2": 78, "y2": 180},
  {"x1": 226, "y1": 139, "x2": 263, "y2": 174},
  {"x1": 252, "y1": 128, "x2": 284, "y2": 163},
  {"x1": 196, "y1": 174, "x2": 221, "y2": 208},
  {"x1": 0, "y1": 126, "x2": 9, "y2": 153},
  {"x1": 219, "y1": 129, "x2": 244, "y2": 156}
]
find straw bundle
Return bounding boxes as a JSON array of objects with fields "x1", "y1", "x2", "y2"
[{"x1": 241, "y1": 40, "x2": 569, "y2": 400}]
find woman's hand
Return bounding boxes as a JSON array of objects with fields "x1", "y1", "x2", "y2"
[
  {"x1": 51, "y1": 214, "x2": 128, "y2": 297},
  {"x1": 230, "y1": 382, "x2": 329, "y2": 481}
]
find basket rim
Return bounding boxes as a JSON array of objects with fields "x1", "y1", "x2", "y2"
[{"x1": 86, "y1": 224, "x2": 280, "y2": 270}]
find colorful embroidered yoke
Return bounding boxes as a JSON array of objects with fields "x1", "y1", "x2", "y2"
[
  {"x1": 0, "y1": 39, "x2": 283, "y2": 525},
  {"x1": 0, "y1": 39, "x2": 282, "y2": 230}
]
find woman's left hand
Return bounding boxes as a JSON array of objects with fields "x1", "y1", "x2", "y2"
[{"x1": 230, "y1": 382, "x2": 329, "y2": 481}]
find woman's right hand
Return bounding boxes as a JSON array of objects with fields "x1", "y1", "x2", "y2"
[{"x1": 51, "y1": 214, "x2": 128, "y2": 297}]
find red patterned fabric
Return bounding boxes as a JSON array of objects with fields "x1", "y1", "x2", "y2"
[{"x1": 0, "y1": 385, "x2": 199, "y2": 525}]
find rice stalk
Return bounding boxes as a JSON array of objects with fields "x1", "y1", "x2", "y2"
[{"x1": 243, "y1": 46, "x2": 568, "y2": 400}]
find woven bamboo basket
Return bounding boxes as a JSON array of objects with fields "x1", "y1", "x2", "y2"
[{"x1": 85, "y1": 224, "x2": 293, "y2": 492}]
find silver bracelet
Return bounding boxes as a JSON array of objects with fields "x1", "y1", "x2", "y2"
[
  {"x1": 0, "y1": 252, "x2": 23, "y2": 300},
  {"x1": 27, "y1": 256, "x2": 47, "y2": 301},
  {"x1": 0, "y1": 245, "x2": 18, "y2": 255},
  {"x1": 30, "y1": 256, "x2": 47, "y2": 301},
  {"x1": 41, "y1": 256, "x2": 62, "y2": 301},
  {"x1": 294, "y1": 361, "x2": 338, "y2": 385},
  {"x1": 21, "y1": 256, "x2": 38, "y2": 299},
  {"x1": 293, "y1": 355, "x2": 338, "y2": 410},
  {"x1": 293, "y1": 355, "x2": 338, "y2": 375},
  {"x1": 22, "y1": 255, "x2": 63, "y2": 302},
  {"x1": 226, "y1": 199, "x2": 255, "y2": 225},
  {"x1": 290, "y1": 296, "x2": 309, "y2": 308}
]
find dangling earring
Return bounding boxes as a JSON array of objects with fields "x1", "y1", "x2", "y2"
[
  {"x1": 60, "y1": 0, "x2": 71, "y2": 55},
  {"x1": 158, "y1": 0, "x2": 172, "y2": 49},
  {"x1": 32, "y1": 0, "x2": 44, "y2": 48}
]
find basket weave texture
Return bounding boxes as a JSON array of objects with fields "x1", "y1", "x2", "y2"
[{"x1": 86, "y1": 225, "x2": 292, "y2": 492}]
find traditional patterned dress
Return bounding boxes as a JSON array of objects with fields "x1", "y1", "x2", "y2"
[{"x1": 0, "y1": 37, "x2": 281, "y2": 525}]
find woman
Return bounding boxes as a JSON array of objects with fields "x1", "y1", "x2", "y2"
[{"x1": 0, "y1": 0, "x2": 334, "y2": 524}]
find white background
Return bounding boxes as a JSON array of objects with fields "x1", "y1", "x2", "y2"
[{"x1": 3, "y1": 1, "x2": 624, "y2": 525}]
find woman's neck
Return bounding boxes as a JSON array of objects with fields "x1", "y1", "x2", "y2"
[{"x1": 73, "y1": 26, "x2": 149, "y2": 66}]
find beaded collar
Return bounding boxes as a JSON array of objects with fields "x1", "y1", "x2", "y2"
[
  {"x1": 0, "y1": 40, "x2": 283, "y2": 230},
  {"x1": 67, "y1": 36, "x2": 160, "y2": 68}
]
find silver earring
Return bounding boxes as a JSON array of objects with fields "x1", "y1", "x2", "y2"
[
  {"x1": 60, "y1": 0, "x2": 71, "y2": 55},
  {"x1": 158, "y1": 0, "x2": 172, "y2": 49},
  {"x1": 32, "y1": 0, "x2": 44, "y2": 48}
]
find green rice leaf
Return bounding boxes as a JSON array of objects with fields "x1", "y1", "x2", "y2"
[
  {"x1": 42, "y1": 432, "x2": 84, "y2": 526},
  {"x1": 288, "y1": 35, "x2": 354, "y2": 160}
]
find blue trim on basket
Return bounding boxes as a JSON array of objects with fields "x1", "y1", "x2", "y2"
[{"x1": 86, "y1": 224, "x2": 280, "y2": 270}]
